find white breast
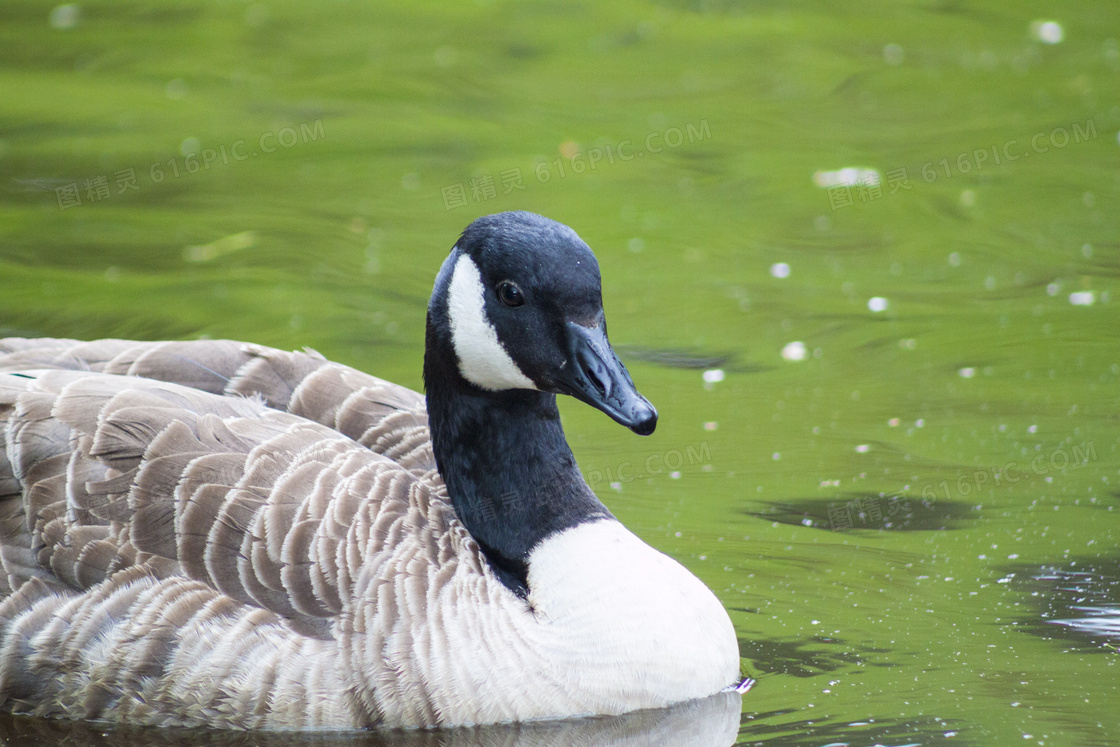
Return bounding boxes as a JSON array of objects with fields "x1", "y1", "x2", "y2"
[
  {"x1": 385, "y1": 518, "x2": 739, "y2": 727},
  {"x1": 526, "y1": 519, "x2": 740, "y2": 712}
]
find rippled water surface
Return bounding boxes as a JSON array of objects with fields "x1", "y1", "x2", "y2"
[{"x1": 2, "y1": 1, "x2": 1119, "y2": 744}]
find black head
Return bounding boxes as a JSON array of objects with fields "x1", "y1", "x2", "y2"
[{"x1": 427, "y1": 211, "x2": 657, "y2": 436}]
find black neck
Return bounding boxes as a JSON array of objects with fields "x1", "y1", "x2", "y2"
[{"x1": 423, "y1": 316, "x2": 612, "y2": 597}]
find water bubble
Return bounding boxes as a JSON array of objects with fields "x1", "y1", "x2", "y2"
[
  {"x1": 813, "y1": 167, "x2": 880, "y2": 188},
  {"x1": 702, "y1": 369, "x2": 724, "y2": 390},
  {"x1": 868, "y1": 297, "x2": 889, "y2": 312},
  {"x1": 782, "y1": 341, "x2": 807, "y2": 362},
  {"x1": 49, "y1": 4, "x2": 80, "y2": 29},
  {"x1": 1031, "y1": 20, "x2": 1064, "y2": 44},
  {"x1": 165, "y1": 78, "x2": 189, "y2": 101},
  {"x1": 702, "y1": 369, "x2": 725, "y2": 384},
  {"x1": 245, "y1": 4, "x2": 269, "y2": 27},
  {"x1": 179, "y1": 137, "x2": 201, "y2": 156},
  {"x1": 770, "y1": 262, "x2": 790, "y2": 279},
  {"x1": 434, "y1": 46, "x2": 458, "y2": 67},
  {"x1": 1069, "y1": 291, "x2": 1095, "y2": 306}
]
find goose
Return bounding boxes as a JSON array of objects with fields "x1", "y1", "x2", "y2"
[{"x1": 0, "y1": 211, "x2": 744, "y2": 731}]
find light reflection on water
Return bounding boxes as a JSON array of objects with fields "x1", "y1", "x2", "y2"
[
  {"x1": 0, "y1": 693, "x2": 742, "y2": 747},
  {"x1": 1012, "y1": 560, "x2": 1120, "y2": 648}
]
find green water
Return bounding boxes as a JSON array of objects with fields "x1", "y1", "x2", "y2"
[{"x1": 2, "y1": 1, "x2": 1119, "y2": 744}]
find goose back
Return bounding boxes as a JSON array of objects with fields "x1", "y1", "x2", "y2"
[{"x1": 0, "y1": 338, "x2": 435, "y2": 475}]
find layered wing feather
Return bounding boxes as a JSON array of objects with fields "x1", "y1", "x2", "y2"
[
  {"x1": 0, "y1": 363, "x2": 486, "y2": 728},
  {"x1": 0, "y1": 338, "x2": 435, "y2": 476}
]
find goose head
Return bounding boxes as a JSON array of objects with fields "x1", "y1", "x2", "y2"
[{"x1": 425, "y1": 211, "x2": 657, "y2": 435}]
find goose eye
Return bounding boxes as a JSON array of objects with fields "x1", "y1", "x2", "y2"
[{"x1": 496, "y1": 281, "x2": 525, "y2": 307}]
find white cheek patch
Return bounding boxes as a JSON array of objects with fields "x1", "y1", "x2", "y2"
[{"x1": 447, "y1": 254, "x2": 538, "y2": 391}]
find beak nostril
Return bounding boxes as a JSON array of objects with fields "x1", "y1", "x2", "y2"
[
  {"x1": 584, "y1": 362, "x2": 609, "y2": 399},
  {"x1": 578, "y1": 349, "x2": 611, "y2": 400}
]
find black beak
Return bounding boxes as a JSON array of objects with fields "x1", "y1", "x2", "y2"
[{"x1": 555, "y1": 321, "x2": 658, "y2": 436}]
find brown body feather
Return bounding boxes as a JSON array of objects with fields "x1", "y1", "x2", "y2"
[{"x1": 0, "y1": 338, "x2": 466, "y2": 728}]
